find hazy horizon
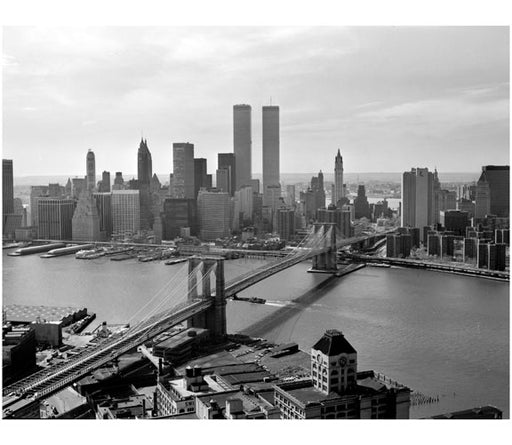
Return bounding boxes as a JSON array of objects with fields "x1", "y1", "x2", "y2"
[{"x1": 3, "y1": 26, "x2": 509, "y2": 177}]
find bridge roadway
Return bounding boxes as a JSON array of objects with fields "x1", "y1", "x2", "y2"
[
  {"x1": 3, "y1": 230, "x2": 392, "y2": 416},
  {"x1": 3, "y1": 299, "x2": 212, "y2": 415}
]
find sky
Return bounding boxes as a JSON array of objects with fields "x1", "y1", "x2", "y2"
[{"x1": 2, "y1": 26, "x2": 509, "y2": 177}]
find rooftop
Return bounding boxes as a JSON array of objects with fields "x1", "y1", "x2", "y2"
[
  {"x1": 312, "y1": 329, "x2": 357, "y2": 356},
  {"x1": 5, "y1": 304, "x2": 85, "y2": 324}
]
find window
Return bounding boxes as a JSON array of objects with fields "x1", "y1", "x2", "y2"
[
  {"x1": 330, "y1": 369, "x2": 338, "y2": 376},
  {"x1": 331, "y1": 378, "x2": 339, "y2": 385}
]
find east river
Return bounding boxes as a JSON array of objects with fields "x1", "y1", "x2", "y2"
[{"x1": 2, "y1": 251, "x2": 509, "y2": 419}]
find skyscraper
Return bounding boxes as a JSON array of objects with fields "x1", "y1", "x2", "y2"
[
  {"x1": 99, "y1": 171, "x2": 111, "y2": 193},
  {"x1": 402, "y1": 168, "x2": 435, "y2": 236},
  {"x1": 173, "y1": 143, "x2": 195, "y2": 199},
  {"x1": 3, "y1": 159, "x2": 14, "y2": 216},
  {"x1": 37, "y1": 198, "x2": 76, "y2": 240},
  {"x1": 111, "y1": 190, "x2": 140, "y2": 235},
  {"x1": 197, "y1": 190, "x2": 231, "y2": 241},
  {"x1": 218, "y1": 153, "x2": 236, "y2": 195},
  {"x1": 194, "y1": 158, "x2": 209, "y2": 198},
  {"x1": 86, "y1": 150, "x2": 96, "y2": 192},
  {"x1": 334, "y1": 149, "x2": 344, "y2": 206},
  {"x1": 137, "y1": 138, "x2": 153, "y2": 230},
  {"x1": 72, "y1": 191, "x2": 101, "y2": 241},
  {"x1": 137, "y1": 139, "x2": 152, "y2": 184},
  {"x1": 262, "y1": 105, "x2": 280, "y2": 206},
  {"x1": 475, "y1": 165, "x2": 509, "y2": 218},
  {"x1": 233, "y1": 104, "x2": 251, "y2": 189}
]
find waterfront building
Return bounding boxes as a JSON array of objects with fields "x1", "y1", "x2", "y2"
[
  {"x1": 334, "y1": 149, "x2": 344, "y2": 206},
  {"x1": 218, "y1": 153, "x2": 236, "y2": 196},
  {"x1": 197, "y1": 190, "x2": 231, "y2": 241},
  {"x1": 161, "y1": 198, "x2": 198, "y2": 240},
  {"x1": 86, "y1": 149, "x2": 96, "y2": 192},
  {"x1": 3, "y1": 326, "x2": 36, "y2": 387},
  {"x1": 273, "y1": 330, "x2": 410, "y2": 419},
  {"x1": 3, "y1": 159, "x2": 14, "y2": 216},
  {"x1": 488, "y1": 243, "x2": 507, "y2": 271},
  {"x1": 111, "y1": 190, "x2": 140, "y2": 236},
  {"x1": 93, "y1": 192, "x2": 113, "y2": 238},
  {"x1": 37, "y1": 198, "x2": 75, "y2": 240},
  {"x1": 173, "y1": 143, "x2": 195, "y2": 199},
  {"x1": 476, "y1": 166, "x2": 509, "y2": 218},
  {"x1": 427, "y1": 233, "x2": 441, "y2": 256},
  {"x1": 477, "y1": 242, "x2": 489, "y2": 269},
  {"x1": 113, "y1": 172, "x2": 125, "y2": 190},
  {"x1": 386, "y1": 233, "x2": 412, "y2": 258},
  {"x1": 262, "y1": 105, "x2": 280, "y2": 206},
  {"x1": 354, "y1": 185, "x2": 371, "y2": 219},
  {"x1": 495, "y1": 229, "x2": 510, "y2": 246},
  {"x1": 402, "y1": 167, "x2": 435, "y2": 239},
  {"x1": 440, "y1": 234, "x2": 455, "y2": 259},
  {"x1": 72, "y1": 191, "x2": 102, "y2": 241},
  {"x1": 233, "y1": 104, "x2": 252, "y2": 190},
  {"x1": 440, "y1": 210, "x2": 469, "y2": 237},
  {"x1": 463, "y1": 237, "x2": 478, "y2": 263},
  {"x1": 276, "y1": 208, "x2": 295, "y2": 241},
  {"x1": 98, "y1": 171, "x2": 111, "y2": 193},
  {"x1": 194, "y1": 158, "x2": 209, "y2": 198}
]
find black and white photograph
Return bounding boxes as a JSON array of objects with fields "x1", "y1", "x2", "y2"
[{"x1": 1, "y1": 1, "x2": 510, "y2": 440}]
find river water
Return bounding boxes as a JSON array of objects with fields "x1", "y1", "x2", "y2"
[{"x1": 2, "y1": 251, "x2": 509, "y2": 418}]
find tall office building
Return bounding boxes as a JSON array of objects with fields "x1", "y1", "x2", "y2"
[
  {"x1": 233, "y1": 104, "x2": 251, "y2": 189},
  {"x1": 86, "y1": 150, "x2": 96, "y2": 192},
  {"x1": 113, "y1": 172, "x2": 125, "y2": 190},
  {"x1": 99, "y1": 171, "x2": 111, "y2": 193},
  {"x1": 232, "y1": 185, "x2": 253, "y2": 231},
  {"x1": 197, "y1": 190, "x2": 231, "y2": 241},
  {"x1": 72, "y1": 191, "x2": 101, "y2": 241},
  {"x1": 218, "y1": 153, "x2": 236, "y2": 195},
  {"x1": 137, "y1": 138, "x2": 153, "y2": 230},
  {"x1": 334, "y1": 149, "x2": 344, "y2": 206},
  {"x1": 111, "y1": 190, "x2": 140, "y2": 235},
  {"x1": 37, "y1": 198, "x2": 76, "y2": 240},
  {"x1": 3, "y1": 159, "x2": 14, "y2": 216},
  {"x1": 262, "y1": 105, "x2": 280, "y2": 206},
  {"x1": 93, "y1": 192, "x2": 113, "y2": 238},
  {"x1": 402, "y1": 168, "x2": 435, "y2": 236},
  {"x1": 475, "y1": 165, "x2": 509, "y2": 218},
  {"x1": 173, "y1": 143, "x2": 195, "y2": 199},
  {"x1": 276, "y1": 208, "x2": 295, "y2": 241},
  {"x1": 137, "y1": 138, "x2": 152, "y2": 184},
  {"x1": 216, "y1": 168, "x2": 231, "y2": 194},
  {"x1": 161, "y1": 198, "x2": 198, "y2": 240},
  {"x1": 354, "y1": 185, "x2": 371, "y2": 219},
  {"x1": 194, "y1": 158, "x2": 209, "y2": 198}
]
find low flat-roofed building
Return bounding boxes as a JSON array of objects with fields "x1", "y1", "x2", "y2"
[
  {"x1": 153, "y1": 327, "x2": 209, "y2": 365},
  {"x1": 195, "y1": 388, "x2": 280, "y2": 419},
  {"x1": 156, "y1": 365, "x2": 225, "y2": 416},
  {"x1": 5, "y1": 304, "x2": 86, "y2": 327}
]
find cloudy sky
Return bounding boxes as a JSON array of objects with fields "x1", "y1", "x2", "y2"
[{"x1": 2, "y1": 26, "x2": 509, "y2": 177}]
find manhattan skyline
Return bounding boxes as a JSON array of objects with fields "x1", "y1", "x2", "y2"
[{"x1": 3, "y1": 26, "x2": 509, "y2": 177}]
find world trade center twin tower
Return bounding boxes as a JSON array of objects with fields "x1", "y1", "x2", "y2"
[{"x1": 233, "y1": 104, "x2": 280, "y2": 207}]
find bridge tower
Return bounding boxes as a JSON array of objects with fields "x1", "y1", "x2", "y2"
[
  {"x1": 187, "y1": 256, "x2": 226, "y2": 339},
  {"x1": 310, "y1": 222, "x2": 338, "y2": 273}
]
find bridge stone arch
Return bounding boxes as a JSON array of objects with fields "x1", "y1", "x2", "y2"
[
  {"x1": 310, "y1": 222, "x2": 338, "y2": 273},
  {"x1": 187, "y1": 256, "x2": 226, "y2": 339}
]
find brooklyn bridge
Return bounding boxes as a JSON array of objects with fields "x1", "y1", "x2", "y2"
[{"x1": 3, "y1": 224, "x2": 389, "y2": 418}]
